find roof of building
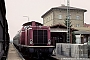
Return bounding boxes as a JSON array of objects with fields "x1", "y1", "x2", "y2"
[
  {"x1": 72, "y1": 27, "x2": 90, "y2": 34},
  {"x1": 74, "y1": 27, "x2": 90, "y2": 31},
  {"x1": 41, "y1": 5, "x2": 87, "y2": 18},
  {"x1": 74, "y1": 31, "x2": 90, "y2": 34},
  {"x1": 50, "y1": 23, "x2": 78, "y2": 31},
  {"x1": 50, "y1": 23, "x2": 67, "y2": 28}
]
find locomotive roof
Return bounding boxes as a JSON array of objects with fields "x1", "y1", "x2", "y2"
[{"x1": 22, "y1": 21, "x2": 43, "y2": 26}]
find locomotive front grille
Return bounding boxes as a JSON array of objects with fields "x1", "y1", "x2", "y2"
[{"x1": 33, "y1": 30, "x2": 48, "y2": 46}]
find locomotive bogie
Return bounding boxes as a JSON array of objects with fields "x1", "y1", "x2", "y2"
[
  {"x1": 28, "y1": 47, "x2": 53, "y2": 55},
  {"x1": 19, "y1": 46, "x2": 54, "y2": 56}
]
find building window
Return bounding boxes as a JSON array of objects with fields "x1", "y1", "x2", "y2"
[
  {"x1": 70, "y1": 16, "x2": 71, "y2": 19},
  {"x1": 69, "y1": 14, "x2": 71, "y2": 19},
  {"x1": 47, "y1": 18, "x2": 48, "y2": 21},
  {"x1": 76, "y1": 15, "x2": 80, "y2": 20},
  {"x1": 59, "y1": 15, "x2": 62, "y2": 19},
  {"x1": 51, "y1": 15, "x2": 53, "y2": 19},
  {"x1": 49, "y1": 17, "x2": 50, "y2": 20},
  {"x1": 76, "y1": 24, "x2": 80, "y2": 27},
  {"x1": 44, "y1": 19, "x2": 45, "y2": 23}
]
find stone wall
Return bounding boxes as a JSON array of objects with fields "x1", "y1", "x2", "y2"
[{"x1": 56, "y1": 43, "x2": 88, "y2": 58}]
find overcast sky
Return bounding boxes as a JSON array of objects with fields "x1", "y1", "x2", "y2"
[{"x1": 5, "y1": 0, "x2": 90, "y2": 40}]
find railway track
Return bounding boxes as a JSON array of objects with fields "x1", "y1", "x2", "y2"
[
  {"x1": 19, "y1": 51, "x2": 57, "y2": 60},
  {"x1": 23, "y1": 55, "x2": 58, "y2": 60},
  {"x1": 14, "y1": 44, "x2": 57, "y2": 60}
]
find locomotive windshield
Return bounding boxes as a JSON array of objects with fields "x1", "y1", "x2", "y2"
[{"x1": 33, "y1": 30, "x2": 48, "y2": 46}]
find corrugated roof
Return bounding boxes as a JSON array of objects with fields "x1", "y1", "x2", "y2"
[{"x1": 41, "y1": 6, "x2": 87, "y2": 18}]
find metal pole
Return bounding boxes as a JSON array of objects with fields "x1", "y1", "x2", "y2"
[
  {"x1": 67, "y1": 0, "x2": 70, "y2": 43},
  {"x1": 23, "y1": 16, "x2": 29, "y2": 21}
]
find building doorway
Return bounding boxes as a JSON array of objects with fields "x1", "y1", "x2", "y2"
[{"x1": 51, "y1": 32, "x2": 66, "y2": 45}]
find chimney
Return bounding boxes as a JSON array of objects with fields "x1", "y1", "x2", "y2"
[{"x1": 61, "y1": 4, "x2": 65, "y2": 6}]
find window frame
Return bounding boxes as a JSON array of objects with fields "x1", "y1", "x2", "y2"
[{"x1": 58, "y1": 14, "x2": 62, "y2": 19}]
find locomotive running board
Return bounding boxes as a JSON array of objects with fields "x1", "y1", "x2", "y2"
[{"x1": 19, "y1": 45, "x2": 55, "y2": 48}]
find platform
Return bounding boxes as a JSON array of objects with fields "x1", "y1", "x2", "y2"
[
  {"x1": 7, "y1": 43, "x2": 25, "y2": 60},
  {"x1": 52, "y1": 54, "x2": 90, "y2": 60}
]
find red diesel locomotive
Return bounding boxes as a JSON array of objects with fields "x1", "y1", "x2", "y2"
[{"x1": 13, "y1": 21, "x2": 55, "y2": 57}]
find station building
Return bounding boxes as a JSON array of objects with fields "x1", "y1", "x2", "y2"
[
  {"x1": 41, "y1": 5, "x2": 89, "y2": 44},
  {"x1": 50, "y1": 23, "x2": 77, "y2": 44}
]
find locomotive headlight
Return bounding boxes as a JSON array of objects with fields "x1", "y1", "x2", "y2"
[
  {"x1": 48, "y1": 39, "x2": 51, "y2": 45},
  {"x1": 30, "y1": 39, "x2": 33, "y2": 45}
]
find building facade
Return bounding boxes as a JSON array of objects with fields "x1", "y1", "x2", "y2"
[
  {"x1": 41, "y1": 5, "x2": 87, "y2": 28},
  {"x1": 41, "y1": 5, "x2": 89, "y2": 44}
]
